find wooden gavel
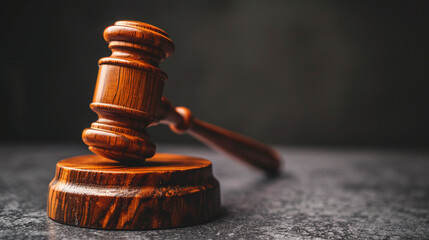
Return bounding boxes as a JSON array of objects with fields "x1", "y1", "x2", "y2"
[{"x1": 82, "y1": 20, "x2": 281, "y2": 174}]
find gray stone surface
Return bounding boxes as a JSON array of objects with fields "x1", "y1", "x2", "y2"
[{"x1": 0, "y1": 144, "x2": 428, "y2": 239}]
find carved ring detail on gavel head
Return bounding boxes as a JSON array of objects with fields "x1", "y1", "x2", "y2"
[{"x1": 82, "y1": 20, "x2": 175, "y2": 162}]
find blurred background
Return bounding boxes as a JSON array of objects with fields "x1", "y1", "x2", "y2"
[{"x1": 1, "y1": 0, "x2": 428, "y2": 148}]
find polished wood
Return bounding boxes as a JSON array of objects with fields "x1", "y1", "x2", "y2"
[
  {"x1": 159, "y1": 97, "x2": 280, "y2": 174},
  {"x1": 47, "y1": 154, "x2": 220, "y2": 230},
  {"x1": 82, "y1": 20, "x2": 174, "y2": 162},
  {"x1": 81, "y1": 20, "x2": 281, "y2": 173}
]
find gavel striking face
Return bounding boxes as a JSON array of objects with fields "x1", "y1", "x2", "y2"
[{"x1": 82, "y1": 20, "x2": 280, "y2": 174}]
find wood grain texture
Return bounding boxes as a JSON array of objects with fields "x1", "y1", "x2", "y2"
[
  {"x1": 159, "y1": 97, "x2": 281, "y2": 174},
  {"x1": 47, "y1": 154, "x2": 220, "y2": 230},
  {"x1": 82, "y1": 20, "x2": 174, "y2": 162}
]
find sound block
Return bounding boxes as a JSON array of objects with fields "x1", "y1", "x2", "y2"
[{"x1": 47, "y1": 154, "x2": 221, "y2": 230}]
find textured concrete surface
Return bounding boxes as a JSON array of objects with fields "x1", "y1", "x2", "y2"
[{"x1": 0, "y1": 144, "x2": 428, "y2": 239}]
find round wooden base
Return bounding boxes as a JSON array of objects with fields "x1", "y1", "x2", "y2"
[{"x1": 47, "y1": 154, "x2": 221, "y2": 230}]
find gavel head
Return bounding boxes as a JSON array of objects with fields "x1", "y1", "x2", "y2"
[{"x1": 82, "y1": 20, "x2": 174, "y2": 163}]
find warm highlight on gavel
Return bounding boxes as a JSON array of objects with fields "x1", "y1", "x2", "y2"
[{"x1": 81, "y1": 20, "x2": 281, "y2": 174}]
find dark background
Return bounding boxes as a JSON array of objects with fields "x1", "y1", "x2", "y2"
[{"x1": 1, "y1": 1, "x2": 428, "y2": 147}]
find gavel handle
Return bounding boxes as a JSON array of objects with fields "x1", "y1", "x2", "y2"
[{"x1": 159, "y1": 97, "x2": 281, "y2": 175}]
